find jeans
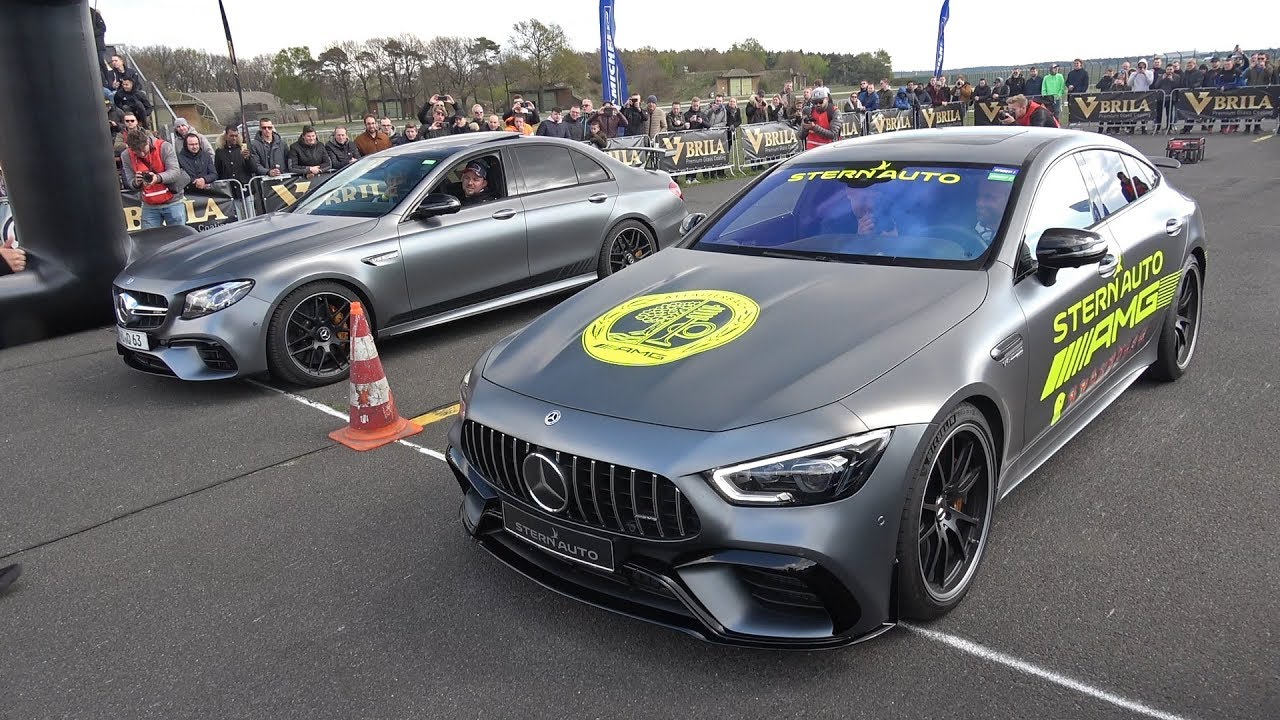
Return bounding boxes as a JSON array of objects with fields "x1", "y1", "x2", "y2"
[{"x1": 141, "y1": 198, "x2": 187, "y2": 229}]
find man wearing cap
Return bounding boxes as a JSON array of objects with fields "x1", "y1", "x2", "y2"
[
  {"x1": 459, "y1": 160, "x2": 495, "y2": 206},
  {"x1": 1042, "y1": 64, "x2": 1066, "y2": 117},
  {"x1": 171, "y1": 117, "x2": 212, "y2": 158}
]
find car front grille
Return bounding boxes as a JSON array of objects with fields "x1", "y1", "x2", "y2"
[
  {"x1": 461, "y1": 419, "x2": 700, "y2": 540},
  {"x1": 114, "y1": 287, "x2": 170, "y2": 329}
]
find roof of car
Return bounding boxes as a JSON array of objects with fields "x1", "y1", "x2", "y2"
[
  {"x1": 372, "y1": 131, "x2": 583, "y2": 160},
  {"x1": 800, "y1": 127, "x2": 1119, "y2": 167}
]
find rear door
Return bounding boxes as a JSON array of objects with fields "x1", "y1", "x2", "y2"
[
  {"x1": 510, "y1": 144, "x2": 618, "y2": 282},
  {"x1": 1014, "y1": 152, "x2": 1122, "y2": 441},
  {"x1": 396, "y1": 152, "x2": 529, "y2": 316}
]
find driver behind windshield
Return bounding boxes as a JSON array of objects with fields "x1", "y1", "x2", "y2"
[{"x1": 459, "y1": 160, "x2": 495, "y2": 205}]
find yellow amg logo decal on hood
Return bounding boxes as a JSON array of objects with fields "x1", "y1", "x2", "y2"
[{"x1": 582, "y1": 290, "x2": 759, "y2": 366}]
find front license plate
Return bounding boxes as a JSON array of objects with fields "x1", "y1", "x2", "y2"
[
  {"x1": 503, "y1": 503, "x2": 616, "y2": 572},
  {"x1": 117, "y1": 327, "x2": 150, "y2": 351}
]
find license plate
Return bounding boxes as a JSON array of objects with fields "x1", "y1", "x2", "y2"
[
  {"x1": 503, "y1": 503, "x2": 616, "y2": 572},
  {"x1": 117, "y1": 327, "x2": 150, "y2": 351}
]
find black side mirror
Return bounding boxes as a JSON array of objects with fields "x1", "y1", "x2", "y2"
[
  {"x1": 680, "y1": 212, "x2": 708, "y2": 236},
  {"x1": 411, "y1": 193, "x2": 462, "y2": 219},
  {"x1": 1033, "y1": 227, "x2": 1108, "y2": 285}
]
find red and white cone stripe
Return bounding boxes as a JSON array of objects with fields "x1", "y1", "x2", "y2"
[{"x1": 346, "y1": 311, "x2": 398, "y2": 431}]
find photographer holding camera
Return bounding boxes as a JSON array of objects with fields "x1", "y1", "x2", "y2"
[
  {"x1": 503, "y1": 95, "x2": 540, "y2": 126},
  {"x1": 998, "y1": 94, "x2": 1059, "y2": 127},
  {"x1": 802, "y1": 94, "x2": 839, "y2": 150},
  {"x1": 621, "y1": 94, "x2": 648, "y2": 136},
  {"x1": 120, "y1": 128, "x2": 188, "y2": 229},
  {"x1": 418, "y1": 94, "x2": 456, "y2": 126}
]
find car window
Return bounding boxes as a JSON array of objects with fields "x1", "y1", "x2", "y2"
[
  {"x1": 1076, "y1": 150, "x2": 1135, "y2": 218},
  {"x1": 1023, "y1": 157, "x2": 1095, "y2": 254},
  {"x1": 514, "y1": 146, "x2": 578, "y2": 194},
  {"x1": 430, "y1": 153, "x2": 505, "y2": 202},
  {"x1": 1121, "y1": 154, "x2": 1158, "y2": 199},
  {"x1": 291, "y1": 153, "x2": 442, "y2": 217},
  {"x1": 570, "y1": 150, "x2": 610, "y2": 184},
  {"x1": 690, "y1": 161, "x2": 1016, "y2": 267}
]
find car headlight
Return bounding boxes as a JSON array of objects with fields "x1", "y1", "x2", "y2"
[
  {"x1": 181, "y1": 280, "x2": 254, "y2": 319},
  {"x1": 708, "y1": 429, "x2": 892, "y2": 506},
  {"x1": 458, "y1": 369, "x2": 473, "y2": 418}
]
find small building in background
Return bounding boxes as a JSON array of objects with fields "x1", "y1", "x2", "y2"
[
  {"x1": 716, "y1": 69, "x2": 763, "y2": 99},
  {"x1": 163, "y1": 91, "x2": 289, "y2": 134}
]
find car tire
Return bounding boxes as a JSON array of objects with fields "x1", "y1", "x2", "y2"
[
  {"x1": 266, "y1": 281, "x2": 360, "y2": 388},
  {"x1": 895, "y1": 402, "x2": 997, "y2": 620},
  {"x1": 1146, "y1": 254, "x2": 1202, "y2": 383},
  {"x1": 598, "y1": 219, "x2": 657, "y2": 277}
]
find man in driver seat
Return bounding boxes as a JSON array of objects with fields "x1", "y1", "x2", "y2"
[{"x1": 460, "y1": 160, "x2": 496, "y2": 205}]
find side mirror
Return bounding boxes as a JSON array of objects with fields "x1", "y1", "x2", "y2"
[
  {"x1": 1033, "y1": 227, "x2": 1108, "y2": 285},
  {"x1": 680, "y1": 212, "x2": 708, "y2": 236},
  {"x1": 411, "y1": 193, "x2": 462, "y2": 219}
]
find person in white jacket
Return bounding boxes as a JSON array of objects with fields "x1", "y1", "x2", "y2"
[{"x1": 1127, "y1": 60, "x2": 1154, "y2": 133}]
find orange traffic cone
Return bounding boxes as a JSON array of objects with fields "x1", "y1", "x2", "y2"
[{"x1": 328, "y1": 302, "x2": 423, "y2": 451}]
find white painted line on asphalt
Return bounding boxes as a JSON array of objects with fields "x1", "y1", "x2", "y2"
[
  {"x1": 901, "y1": 623, "x2": 1193, "y2": 720},
  {"x1": 248, "y1": 379, "x2": 449, "y2": 463}
]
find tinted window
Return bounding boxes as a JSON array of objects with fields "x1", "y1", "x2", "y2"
[
  {"x1": 1121, "y1": 154, "x2": 1158, "y2": 199},
  {"x1": 690, "y1": 161, "x2": 1017, "y2": 266},
  {"x1": 292, "y1": 152, "x2": 444, "y2": 217},
  {"x1": 515, "y1": 146, "x2": 578, "y2": 193},
  {"x1": 1076, "y1": 150, "x2": 1135, "y2": 218},
  {"x1": 1024, "y1": 158, "x2": 1095, "y2": 253},
  {"x1": 571, "y1": 151, "x2": 609, "y2": 184}
]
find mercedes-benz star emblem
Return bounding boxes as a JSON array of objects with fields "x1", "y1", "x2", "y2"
[
  {"x1": 522, "y1": 452, "x2": 569, "y2": 514},
  {"x1": 115, "y1": 293, "x2": 138, "y2": 324},
  {"x1": 317, "y1": 327, "x2": 332, "y2": 342},
  {"x1": 544, "y1": 411, "x2": 561, "y2": 426}
]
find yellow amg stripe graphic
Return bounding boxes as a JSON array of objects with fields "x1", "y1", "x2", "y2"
[{"x1": 1155, "y1": 271, "x2": 1181, "y2": 309}]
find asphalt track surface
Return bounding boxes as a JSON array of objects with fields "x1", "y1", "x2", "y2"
[{"x1": 2, "y1": 132, "x2": 1276, "y2": 720}]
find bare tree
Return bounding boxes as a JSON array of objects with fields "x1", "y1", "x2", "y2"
[
  {"x1": 507, "y1": 19, "x2": 570, "y2": 91},
  {"x1": 319, "y1": 45, "x2": 354, "y2": 121},
  {"x1": 426, "y1": 36, "x2": 478, "y2": 107}
]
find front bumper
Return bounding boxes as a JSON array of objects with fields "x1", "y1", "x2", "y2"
[
  {"x1": 113, "y1": 283, "x2": 271, "y2": 381},
  {"x1": 447, "y1": 379, "x2": 929, "y2": 649}
]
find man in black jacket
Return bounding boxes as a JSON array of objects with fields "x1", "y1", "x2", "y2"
[
  {"x1": 324, "y1": 127, "x2": 359, "y2": 169},
  {"x1": 287, "y1": 126, "x2": 332, "y2": 178},
  {"x1": 177, "y1": 133, "x2": 217, "y2": 192},
  {"x1": 1151, "y1": 66, "x2": 1181, "y2": 131},
  {"x1": 1066, "y1": 59, "x2": 1089, "y2": 96},
  {"x1": 620, "y1": 95, "x2": 647, "y2": 136},
  {"x1": 113, "y1": 78, "x2": 152, "y2": 129},
  {"x1": 215, "y1": 125, "x2": 252, "y2": 184}
]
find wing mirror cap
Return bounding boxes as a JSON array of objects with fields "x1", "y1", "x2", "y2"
[
  {"x1": 1035, "y1": 227, "x2": 1109, "y2": 270},
  {"x1": 679, "y1": 212, "x2": 708, "y2": 236},
  {"x1": 412, "y1": 193, "x2": 462, "y2": 219}
]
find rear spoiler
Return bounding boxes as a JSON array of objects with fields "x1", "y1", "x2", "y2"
[{"x1": 1148, "y1": 155, "x2": 1181, "y2": 170}]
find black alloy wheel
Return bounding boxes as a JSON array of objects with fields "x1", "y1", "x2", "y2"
[
  {"x1": 897, "y1": 403, "x2": 997, "y2": 619},
  {"x1": 266, "y1": 281, "x2": 359, "y2": 387},
  {"x1": 1147, "y1": 254, "x2": 1203, "y2": 382},
  {"x1": 599, "y1": 219, "x2": 657, "y2": 276}
]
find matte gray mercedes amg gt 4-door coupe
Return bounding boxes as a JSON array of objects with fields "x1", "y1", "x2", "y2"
[
  {"x1": 447, "y1": 127, "x2": 1206, "y2": 648},
  {"x1": 112, "y1": 132, "x2": 688, "y2": 385}
]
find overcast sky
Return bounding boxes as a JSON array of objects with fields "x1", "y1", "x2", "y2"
[{"x1": 96, "y1": 0, "x2": 1278, "y2": 72}]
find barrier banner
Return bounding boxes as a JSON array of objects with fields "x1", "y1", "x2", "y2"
[
  {"x1": 604, "y1": 135, "x2": 651, "y2": 167},
  {"x1": 835, "y1": 111, "x2": 864, "y2": 139},
  {"x1": 918, "y1": 101, "x2": 966, "y2": 128},
  {"x1": 1172, "y1": 86, "x2": 1279, "y2": 123},
  {"x1": 1068, "y1": 90, "x2": 1162, "y2": 124},
  {"x1": 121, "y1": 188, "x2": 239, "y2": 234},
  {"x1": 972, "y1": 95, "x2": 1056, "y2": 125},
  {"x1": 252, "y1": 172, "x2": 333, "y2": 214},
  {"x1": 653, "y1": 129, "x2": 731, "y2": 175},
  {"x1": 738, "y1": 122, "x2": 799, "y2": 165},
  {"x1": 867, "y1": 108, "x2": 915, "y2": 134}
]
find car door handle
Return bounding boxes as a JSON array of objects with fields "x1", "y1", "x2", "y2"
[
  {"x1": 1098, "y1": 252, "x2": 1119, "y2": 278},
  {"x1": 491, "y1": 208, "x2": 517, "y2": 220},
  {"x1": 1165, "y1": 218, "x2": 1184, "y2": 235},
  {"x1": 587, "y1": 193, "x2": 609, "y2": 204}
]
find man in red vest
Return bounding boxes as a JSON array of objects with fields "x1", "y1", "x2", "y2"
[
  {"x1": 999, "y1": 94, "x2": 1060, "y2": 128},
  {"x1": 121, "y1": 128, "x2": 187, "y2": 228},
  {"x1": 803, "y1": 94, "x2": 840, "y2": 150}
]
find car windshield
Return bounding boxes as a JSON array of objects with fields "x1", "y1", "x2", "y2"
[
  {"x1": 690, "y1": 160, "x2": 1019, "y2": 267},
  {"x1": 290, "y1": 151, "x2": 447, "y2": 218}
]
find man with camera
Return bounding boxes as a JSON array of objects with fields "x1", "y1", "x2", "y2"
[
  {"x1": 503, "y1": 95, "x2": 540, "y2": 126},
  {"x1": 121, "y1": 128, "x2": 187, "y2": 229},
  {"x1": 802, "y1": 94, "x2": 839, "y2": 150},
  {"x1": 621, "y1": 95, "x2": 648, "y2": 136},
  {"x1": 998, "y1": 94, "x2": 1059, "y2": 128},
  {"x1": 594, "y1": 101, "x2": 629, "y2": 138}
]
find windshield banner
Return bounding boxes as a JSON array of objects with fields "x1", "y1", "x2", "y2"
[
  {"x1": 653, "y1": 129, "x2": 733, "y2": 175},
  {"x1": 120, "y1": 186, "x2": 240, "y2": 234}
]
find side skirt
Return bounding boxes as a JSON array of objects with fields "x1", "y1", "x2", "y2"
[{"x1": 380, "y1": 273, "x2": 597, "y2": 339}]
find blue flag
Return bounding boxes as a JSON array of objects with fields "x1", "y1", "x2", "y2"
[
  {"x1": 934, "y1": 0, "x2": 950, "y2": 79},
  {"x1": 599, "y1": 0, "x2": 628, "y2": 104}
]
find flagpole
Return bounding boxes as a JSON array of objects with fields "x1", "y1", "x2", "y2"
[{"x1": 217, "y1": 0, "x2": 247, "y2": 138}]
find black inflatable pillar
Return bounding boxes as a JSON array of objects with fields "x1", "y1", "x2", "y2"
[{"x1": 0, "y1": 0, "x2": 130, "y2": 347}]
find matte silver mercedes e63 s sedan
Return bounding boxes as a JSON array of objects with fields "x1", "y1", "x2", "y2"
[
  {"x1": 447, "y1": 127, "x2": 1207, "y2": 648},
  {"x1": 112, "y1": 132, "x2": 688, "y2": 386}
]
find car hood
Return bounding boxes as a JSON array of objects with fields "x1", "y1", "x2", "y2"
[
  {"x1": 122, "y1": 212, "x2": 378, "y2": 280},
  {"x1": 482, "y1": 248, "x2": 989, "y2": 432}
]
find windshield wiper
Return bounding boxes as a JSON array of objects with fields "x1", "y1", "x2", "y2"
[{"x1": 760, "y1": 249, "x2": 833, "y2": 262}]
